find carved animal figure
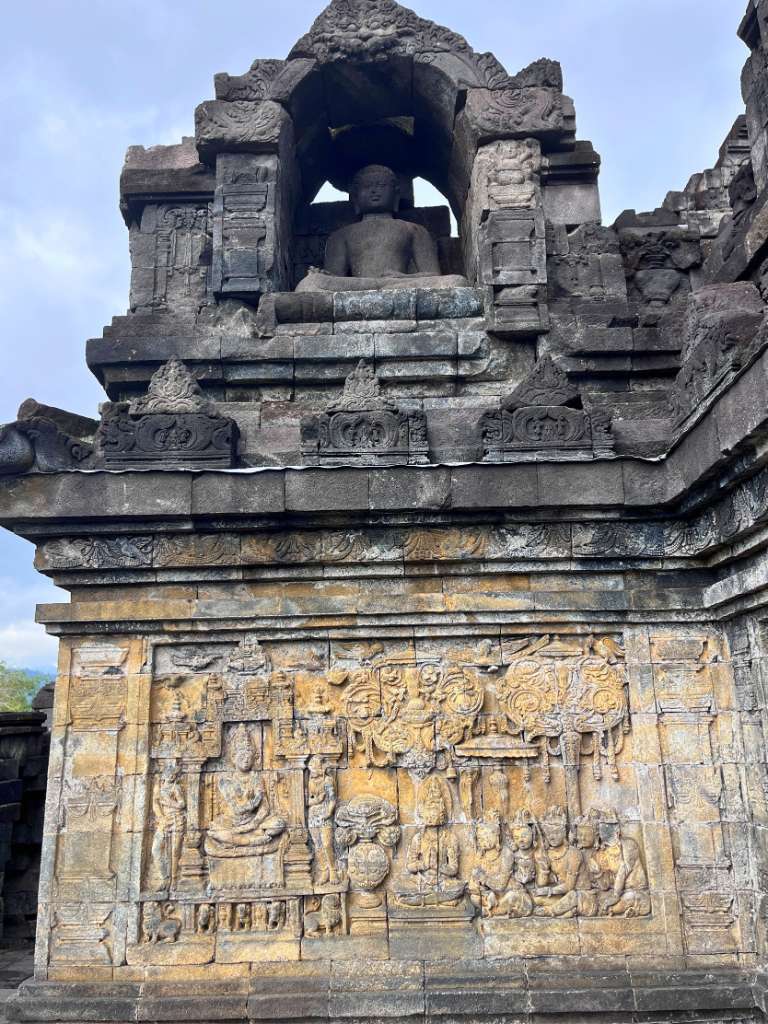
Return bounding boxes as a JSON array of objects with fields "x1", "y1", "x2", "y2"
[
  {"x1": 235, "y1": 903, "x2": 251, "y2": 930},
  {"x1": 144, "y1": 903, "x2": 182, "y2": 944},
  {"x1": 267, "y1": 900, "x2": 285, "y2": 931},
  {"x1": 304, "y1": 894, "x2": 342, "y2": 937},
  {"x1": 196, "y1": 903, "x2": 215, "y2": 934}
]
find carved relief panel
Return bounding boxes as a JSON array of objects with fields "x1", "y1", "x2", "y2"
[
  {"x1": 212, "y1": 153, "x2": 292, "y2": 297},
  {"x1": 129, "y1": 204, "x2": 211, "y2": 312},
  {"x1": 38, "y1": 626, "x2": 749, "y2": 972},
  {"x1": 464, "y1": 139, "x2": 548, "y2": 335},
  {"x1": 44, "y1": 639, "x2": 140, "y2": 973},
  {"x1": 650, "y1": 633, "x2": 742, "y2": 954}
]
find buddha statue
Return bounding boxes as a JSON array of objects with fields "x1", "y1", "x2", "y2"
[
  {"x1": 296, "y1": 164, "x2": 469, "y2": 293},
  {"x1": 394, "y1": 775, "x2": 465, "y2": 908},
  {"x1": 204, "y1": 724, "x2": 288, "y2": 890}
]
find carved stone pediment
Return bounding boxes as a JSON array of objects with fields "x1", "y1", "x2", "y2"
[
  {"x1": 482, "y1": 356, "x2": 614, "y2": 461},
  {"x1": 98, "y1": 357, "x2": 238, "y2": 469},
  {"x1": 502, "y1": 355, "x2": 578, "y2": 410},
  {"x1": 481, "y1": 405, "x2": 614, "y2": 461},
  {"x1": 288, "y1": 0, "x2": 505, "y2": 86},
  {"x1": 301, "y1": 360, "x2": 429, "y2": 466}
]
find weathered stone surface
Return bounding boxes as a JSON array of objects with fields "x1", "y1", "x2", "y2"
[
  {"x1": 301, "y1": 361, "x2": 429, "y2": 466},
  {"x1": 97, "y1": 358, "x2": 239, "y2": 469},
  {"x1": 8, "y1": 1, "x2": 768, "y2": 1022},
  {"x1": 670, "y1": 280, "x2": 765, "y2": 423},
  {"x1": 194, "y1": 100, "x2": 293, "y2": 160}
]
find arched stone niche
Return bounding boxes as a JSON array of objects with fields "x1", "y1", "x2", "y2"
[{"x1": 194, "y1": 0, "x2": 578, "y2": 300}]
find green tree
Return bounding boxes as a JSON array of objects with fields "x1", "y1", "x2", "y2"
[{"x1": 0, "y1": 662, "x2": 53, "y2": 712}]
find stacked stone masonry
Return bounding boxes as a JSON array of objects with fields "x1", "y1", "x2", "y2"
[{"x1": 9, "y1": 1, "x2": 768, "y2": 1022}]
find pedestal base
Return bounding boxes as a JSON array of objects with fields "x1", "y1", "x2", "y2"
[{"x1": 6, "y1": 965, "x2": 761, "y2": 1024}]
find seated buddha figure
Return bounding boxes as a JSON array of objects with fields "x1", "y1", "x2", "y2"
[
  {"x1": 296, "y1": 164, "x2": 469, "y2": 293},
  {"x1": 394, "y1": 775, "x2": 466, "y2": 908},
  {"x1": 205, "y1": 724, "x2": 288, "y2": 890}
]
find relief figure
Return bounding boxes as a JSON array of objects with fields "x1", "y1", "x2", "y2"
[
  {"x1": 205, "y1": 724, "x2": 288, "y2": 890},
  {"x1": 590, "y1": 809, "x2": 651, "y2": 917},
  {"x1": 307, "y1": 756, "x2": 339, "y2": 884},
  {"x1": 534, "y1": 812, "x2": 599, "y2": 918},
  {"x1": 395, "y1": 776, "x2": 465, "y2": 907},
  {"x1": 468, "y1": 812, "x2": 522, "y2": 918},
  {"x1": 150, "y1": 760, "x2": 186, "y2": 890}
]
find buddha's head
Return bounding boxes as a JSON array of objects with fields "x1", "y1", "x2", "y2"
[{"x1": 350, "y1": 164, "x2": 400, "y2": 216}]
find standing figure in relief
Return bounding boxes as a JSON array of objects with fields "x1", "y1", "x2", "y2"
[
  {"x1": 590, "y1": 808, "x2": 651, "y2": 917},
  {"x1": 468, "y1": 811, "x2": 517, "y2": 917},
  {"x1": 204, "y1": 724, "x2": 288, "y2": 889},
  {"x1": 534, "y1": 809, "x2": 599, "y2": 918},
  {"x1": 488, "y1": 768, "x2": 510, "y2": 817},
  {"x1": 150, "y1": 760, "x2": 186, "y2": 891},
  {"x1": 307, "y1": 756, "x2": 339, "y2": 884}
]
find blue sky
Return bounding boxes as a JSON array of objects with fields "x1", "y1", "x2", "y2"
[{"x1": 0, "y1": 0, "x2": 748, "y2": 669}]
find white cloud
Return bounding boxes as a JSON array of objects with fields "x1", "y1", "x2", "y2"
[
  {"x1": 0, "y1": 575, "x2": 63, "y2": 669},
  {"x1": 0, "y1": 621, "x2": 59, "y2": 670}
]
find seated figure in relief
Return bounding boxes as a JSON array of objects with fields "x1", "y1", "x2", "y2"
[
  {"x1": 204, "y1": 724, "x2": 288, "y2": 889},
  {"x1": 533, "y1": 806, "x2": 599, "y2": 919},
  {"x1": 589, "y1": 808, "x2": 651, "y2": 917},
  {"x1": 296, "y1": 164, "x2": 469, "y2": 293},
  {"x1": 468, "y1": 812, "x2": 521, "y2": 918},
  {"x1": 395, "y1": 775, "x2": 466, "y2": 908}
]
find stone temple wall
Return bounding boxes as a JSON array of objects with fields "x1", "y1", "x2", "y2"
[{"x1": 8, "y1": 1, "x2": 768, "y2": 1021}]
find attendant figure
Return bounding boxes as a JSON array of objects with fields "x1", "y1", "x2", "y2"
[
  {"x1": 396, "y1": 775, "x2": 465, "y2": 907},
  {"x1": 150, "y1": 760, "x2": 186, "y2": 891},
  {"x1": 590, "y1": 808, "x2": 651, "y2": 917},
  {"x1": 468, "y1": 812, "x2": 518, "y2": 917},
  {"x1": 307, "y1": 756, "x2": 339, "y2": 884},
  {"x1": 534, "y1": 808, "x2": 599, "y2": 918}
]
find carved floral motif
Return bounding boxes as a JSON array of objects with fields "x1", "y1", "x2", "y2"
[
  {"x1": 98, "y1": 359, "x2": 238, "y2": 469},
  {"x1": 301, "y1": 361, "x2": 429, "y2": 466},
  {"x1": 130, "y1": 356, "x2": 212, "y2": 415},
  {"x1": 482, "y1": 357, "x2": 614, "y2": 461},
  {"x1": 195, "y1": 100, "x2": 286, "y2": 149}
]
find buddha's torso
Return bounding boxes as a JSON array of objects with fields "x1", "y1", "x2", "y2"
[{"x1": 332, "y1": 217, "x2": 419, "y2": 277}]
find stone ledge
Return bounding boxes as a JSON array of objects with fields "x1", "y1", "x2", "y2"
[
  {"x1": 9, "y1": 332, "x2": 768, "y2": 534},
  {"x1": 6, "y1": 967, "x2": 758, "y2": 1023}
]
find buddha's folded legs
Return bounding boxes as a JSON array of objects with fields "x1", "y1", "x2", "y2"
[{"x1": 295, "y1": 270, "x2": 470, "y2": 293}]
